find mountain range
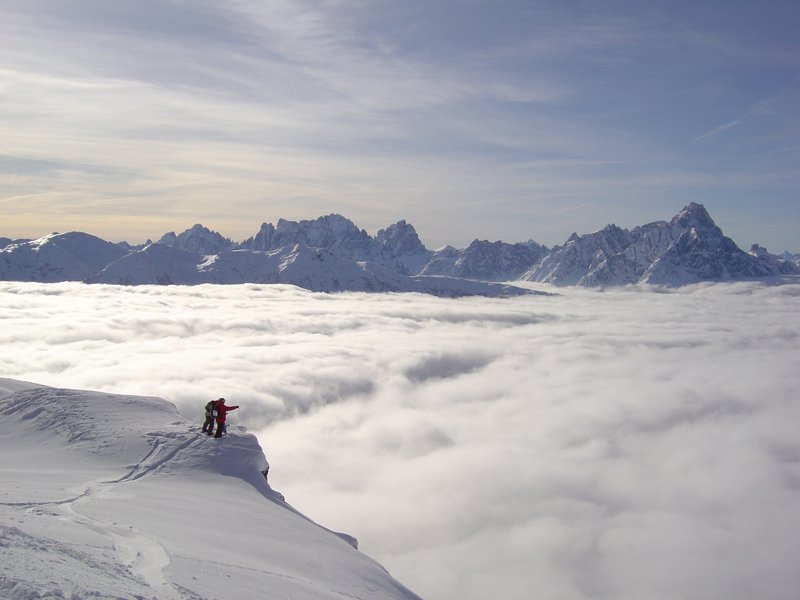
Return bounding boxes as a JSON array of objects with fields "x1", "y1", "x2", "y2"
[{"x1": 2, "y1": 204, "x2": 797, "y2": 293}]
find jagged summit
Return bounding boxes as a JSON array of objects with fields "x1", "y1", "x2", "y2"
[
  {"x1": 671, "y1": 201, "x2": 717, "y2": 231},
  {"x1": 242, "y1": 214, "x2": 369, "y2": 253},
  {"x1": 158, "y1": 223, "x2": 233, "y2": 255},
  {"x1": 421, "y1": 238, "x2": 548, "y2": 281}
]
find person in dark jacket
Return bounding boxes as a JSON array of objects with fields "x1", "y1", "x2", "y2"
[
  {"x1": 214, "y1": 398, "x2": 239, "y2": 438},
  {"x1": 202, "y1": 399, "x2": 219, "y2": 435}
]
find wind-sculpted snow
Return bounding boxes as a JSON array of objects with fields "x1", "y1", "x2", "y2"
[
  {"x1": 1, "y1": 281, "x2": 799, "y2": 599},
  {"x1": 0, "y1": 377, "x2": 421, "y2": 600}
]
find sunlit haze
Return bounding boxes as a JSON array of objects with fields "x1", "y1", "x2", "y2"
[{"x1": 1, "y1": 1, "x2": 799, "y2": 251}]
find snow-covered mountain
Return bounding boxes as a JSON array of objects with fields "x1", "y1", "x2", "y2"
[
  {"x1": 93, "y1": 243, "x2": 533, "y2": 297},
  {"x1": 522, "y1": 203, "x2": 799, "y2": 286},
  {"x1": 241, "y1": 215, "x2": 373, "y2": 257},
  {"x1": 749, "y1": 244, "x2": 800, "y2": 273},
  {"x1": 92, "y1": 242, "x2": 208, "y2": 285},
  {"x1": 420, "y1": 239, "x2": 549, "y2": 281},
  {"x1": 374, "y1": 220, "x2": 433, "y2": 275},
  {"x1": 0, "y1": 236, "x2": 28, "y2": 250},
  {"x1": 158, "y1": 223, "x2": 233, "y2": 255},
  {"x1": 0, "y1": 377, "x2": 422, "y2": 600},
  {"x1": 778, "y1": 250, "x2": 800, "y2": 267},
  {"x1": 239, "y1": 214, "x2": 431, "y2": 275},
  {"x1": 0, "y1": 232, "x2": 129, "y2": 282}
]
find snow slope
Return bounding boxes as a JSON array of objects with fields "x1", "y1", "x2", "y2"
[
  {"x1": 0, "y1": 378, "x2": 421, "y2": 600},
  {"x1": 93, "y1": 244, "x2": 536, "y2": 297},
  {"x1": 0, "y1": 232, "x2": 129, "y2": 283}
]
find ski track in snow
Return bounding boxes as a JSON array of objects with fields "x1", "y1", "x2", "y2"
[
  {"x1": 109, "y1": 430, "x2": 202, "y2": 485},
  {"x1": 0, "y1": 396, "x2": 205, "y2": 599},
  {"x1": 60, "y1": 430, "x2": 204, "y2": 599}
]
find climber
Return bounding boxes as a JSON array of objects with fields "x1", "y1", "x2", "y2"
[
  {"x1": 202, "y1": 399, "x2": 218, "y2": 435},
  {"x1": 214, "y1": 397, "x2": 239, "y2": 438}
]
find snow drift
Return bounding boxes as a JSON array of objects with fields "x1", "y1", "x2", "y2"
[{"x1": 0, "y1": 378, "x2": 421, "y2": 600}]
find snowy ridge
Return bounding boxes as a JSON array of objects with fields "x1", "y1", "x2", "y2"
[
  {"x1": 420, "y1": 239, "x2": 549, "y2": 281},
  {"x1": 749, "y1": 244, "x2": 800, "y2": 273},
  {"x1": 0, "y1": 232, "x2": 128, "y2": 283},
  {"x1": 0, "y1": 377, "x2": 421, "y2": 600}
]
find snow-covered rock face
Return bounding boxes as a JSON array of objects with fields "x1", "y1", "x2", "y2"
[
  {"x1": 777, "y1": 250, "x2": 800, "y2": 267},
  {"x1": 750, "y1": 245, "x2": 800, "y2": 274},
  {"x1": 0, "y1": 377, "x2": 421, "y2": 600},
  {"x1": 376, "y1": 220, "x2": 424, "y2": 256},
  {"x1": 241, "y1": 215, "x2": 433, "y2": 275},
  {"x1": 521, "y1": 203, "x2": 799, "y2": 286},
  {"x1": 523, "y1": 224, "x2": 632, "y2": 286},
  {"x1": 421, "y1": 239, "x2": 548, "y2": 281},
  {"x1": 241, "y1": 214, "x2": 373, "y2": 256},
  {"x1": 375, "y1": 220, "x2": 433, "y2": 274},
  {"x1": 157, "y1": 223, "x2": 233, "y2": 255}
]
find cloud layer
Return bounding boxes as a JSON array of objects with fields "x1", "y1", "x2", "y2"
[{"x1": 1, "y1": 281, "x2": 799, "y2": 599}]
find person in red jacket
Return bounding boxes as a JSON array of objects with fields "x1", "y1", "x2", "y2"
[{"x1": 214, "y1": 397, "x2": 239, "y2": 438}]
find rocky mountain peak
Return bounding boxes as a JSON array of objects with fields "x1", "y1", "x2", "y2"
[
  {"x1": 671, "y1": 202, "x2": 718, "y2": 232},
  {"x1": 376, "y1": 220, "x2": 426, "y2": 256},
  {"x1": 158, "y1": 224, "x2": 232, "y2": 255}
]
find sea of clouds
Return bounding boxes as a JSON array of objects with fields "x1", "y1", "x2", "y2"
[{"x1": 1, "y1": 280, "x2": 799, "y2": 600}]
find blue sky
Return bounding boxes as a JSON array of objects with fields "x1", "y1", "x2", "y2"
[{"x1": 1, "y1": 0, "x2": 798, "y2": 251}]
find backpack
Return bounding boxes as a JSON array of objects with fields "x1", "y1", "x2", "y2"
[{"x1": 205, "y1": 400, "x2": 219, "y2": 419}]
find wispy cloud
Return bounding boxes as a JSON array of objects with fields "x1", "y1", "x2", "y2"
[
  {"x1": 1, "y1": 281, "x2": 799, "y2": 600},
  {"x1": 696, "y1": 117, "x2": 743, "y2": 141},
  {"x1": 1, "y1": 1, "x2": 799, "y2": 250}
]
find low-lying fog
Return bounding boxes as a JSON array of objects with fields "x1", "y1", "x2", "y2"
[{"x1": 1, "y1": 281, "x2": 798, "y2": 600}]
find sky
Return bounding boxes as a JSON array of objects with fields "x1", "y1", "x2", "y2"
[
  {"x1": 1, "y1": 1, "x2": 799, "y2": 251},
  {"x1": 1, "y1": 280, "x2": 799, "y2": 600}
]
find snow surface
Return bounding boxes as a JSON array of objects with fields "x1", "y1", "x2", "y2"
[{"x1": 0, "y1": 378, "x2": 421, "y2": 600}]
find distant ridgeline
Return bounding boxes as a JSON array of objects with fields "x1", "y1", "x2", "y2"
[{"x1": 1, "y1": 204, "x2": 798, "y2": 294}]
